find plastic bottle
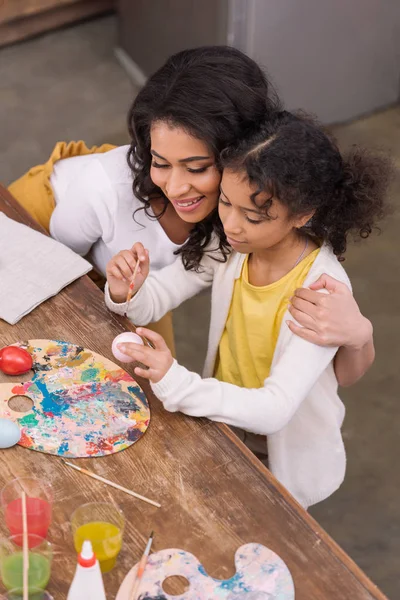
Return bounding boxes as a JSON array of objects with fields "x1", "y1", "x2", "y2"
[{"x1": 67, "y1": 540, "x2": 107, "y2": 600}]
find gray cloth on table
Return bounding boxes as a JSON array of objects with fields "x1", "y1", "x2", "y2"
[{"x1": 0, "y1": 212, "x2": 92, "y2": 324}]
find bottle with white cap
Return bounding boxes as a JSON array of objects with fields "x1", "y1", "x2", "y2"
[{"x1": 67, "y1": 540, "x2": 107, "y2": 600}]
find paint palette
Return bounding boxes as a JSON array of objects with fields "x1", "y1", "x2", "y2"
[
  {"x1": 116, "y1": 543, "x2": 295, "y2": 599},
  {"x1": 0, "y1": 340, "x2": 150, "y2": 458}
]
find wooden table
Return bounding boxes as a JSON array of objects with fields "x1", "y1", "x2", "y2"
[{"x1": 0, "y1": 184, "x2": 387, "y2": 599}]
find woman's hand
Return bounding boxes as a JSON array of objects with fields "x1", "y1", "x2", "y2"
[
  {"x1": 287, "y1": 273, "x2": 372, "y2": 350},
  {"x1": 106, "y1": 243, "x2": 150, "y2": 304},
  {"x1": 287, "y1": 274, "x2": 375, "y2": 386},
  {"x1": 118, "y1": 327, "x2": 174, "y2": 384}
]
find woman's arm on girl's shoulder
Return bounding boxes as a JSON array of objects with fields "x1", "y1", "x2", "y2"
[
  {"x1": 124, "y1": 327, "x2": 338, "y2": 435},
  {"x1": 49, "y1": 161, "x2": 114, "y2": 256},
  {"x1": 287, "y1": 274, "x2": 375, "y2": 386},
  {"x1": 333, "y1": 331, "x2": 374, "y2": 387}
]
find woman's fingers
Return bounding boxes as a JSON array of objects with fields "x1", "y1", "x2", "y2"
[
  {"x1": 286, "y1": 320, "x2": 322, "y2": 345},
  {"x1": 309, "y1": 273, "x2": 341, "y2": 293},
  {"x1": 289, "y1": 296, "x2": 318, "y2": 318},
  {"x1": 293, "y1": 287, "x2": 323, "y2": 305},
  {"x1": 288, "y1": 305, "x2": 316, "y2": 330}
]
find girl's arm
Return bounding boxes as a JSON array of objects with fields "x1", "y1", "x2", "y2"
[
  {"x1": 104, "y1": 245, "x2": 215, "y2": 323},
  {"x1": 118, "y1": 327, "x2": 338, "y2": 436},
  {"x1": 287, "y1": 274, "x2": 374, "y2": 386}
]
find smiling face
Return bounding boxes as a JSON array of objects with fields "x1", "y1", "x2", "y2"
[
  {"x1": 149, "y1": 122, "x2": 221, "y2": 223},
  {"x1": 218, "y1": 169, "x2": 311, "y2": 254}
]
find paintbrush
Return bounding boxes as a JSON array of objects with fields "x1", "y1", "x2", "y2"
[
  {"x1": 123, "y1": 258, "x2": 155, "y2": 349},
  {"x1": 61, "y1": 460, "x2": 161, "y2": 508},
  {"x1": 124, "y1": 260, "x2": 141, "y2": 316},
  {"x1": 21, "y1": 490, "x2": 29, "y2": 600},
  {"x1": 130, "y1": 531, "x2": 154, "y2": 600}
]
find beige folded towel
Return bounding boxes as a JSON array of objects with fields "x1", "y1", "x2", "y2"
[{"x1": 0, "y1": 212, "x2": 92, "y2": 324}]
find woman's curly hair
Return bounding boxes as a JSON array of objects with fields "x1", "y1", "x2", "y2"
[
  {"x1": 221, "y1": 111, "x2": 393, "y2": 258},
  {"x1": 127, "y1": 45, "x2": 281, "y2": 270}
]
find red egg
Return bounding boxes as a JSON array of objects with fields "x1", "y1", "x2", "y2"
[{"x1": 0, "y1": 346, "x2": 33, "y2": 375}]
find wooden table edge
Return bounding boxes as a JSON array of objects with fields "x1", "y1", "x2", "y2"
[{"x1": 217, "y1": 418, "x2": 387, "y2": 599}]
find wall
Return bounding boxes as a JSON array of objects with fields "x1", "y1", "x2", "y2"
[
  {"x1": 241, "y1": 0, "x2": 400, "y2": 123},
  {"x1": 118, "y1": 0, "x2": 228, "y2": 77}
]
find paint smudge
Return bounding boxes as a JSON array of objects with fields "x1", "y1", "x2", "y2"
[
  {"x1": 116, "y1": 544, "x2": 294, "y2": 599},
  {"x1": 3, "y1": 339, "x2": 150, "y2": 458}
]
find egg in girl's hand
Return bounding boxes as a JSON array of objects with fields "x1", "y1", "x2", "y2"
[
  {"x1": 0, "y1": 418, "x2": 21, "y2": 449},
  {"x1": 112, "y1": 332, "x2": 144, "y2": 363}
]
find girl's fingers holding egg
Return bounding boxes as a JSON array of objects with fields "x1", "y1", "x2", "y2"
[
  {"x1": 119, "y1": 343, "x2": 162, "y2": 370},
  {"x1": 117, "y1": 342, "x2": 139, "y2": 359},
  {"x1": 134, "y1": 366, "x2": 154, "y2": 381},
  {"x1": 136, "y1": 327, "x2": 168, "y2": 351},
  {"x1": 118, "y1": 342, "x2": 151, "y2": 362}
]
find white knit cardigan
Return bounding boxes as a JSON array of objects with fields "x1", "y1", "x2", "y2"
[{"x1": 105, "y1": 244, "x2": 350, "y2": 508}]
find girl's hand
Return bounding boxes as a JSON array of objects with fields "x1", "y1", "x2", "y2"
[
  {"x1": 118, "y1": 327, "x2": 173, "y2": 383},
  {"x1": 287, "y1": 273, "x2": 373, "y2": 350},
  {"x1": 106, "y1": 243, "x2": 149, "y2": 304}
]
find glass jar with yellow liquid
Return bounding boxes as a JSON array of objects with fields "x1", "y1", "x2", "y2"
[{"x1": 71, "y1": 503, "x2": 125, "y2": 573}]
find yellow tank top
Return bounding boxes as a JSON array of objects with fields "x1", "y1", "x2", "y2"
[{"x1": 215, "y1": 249, "x2": 320, "y2": 388}]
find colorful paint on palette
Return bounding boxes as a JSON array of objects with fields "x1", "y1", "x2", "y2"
[
  {"x1": 116, "y1": 543, "x2": 295, "y2": 599},
  {"x1": 0, "y1": 340, "x2": 149, "y2": 458}
]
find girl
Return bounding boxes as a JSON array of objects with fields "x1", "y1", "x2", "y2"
[
  {"x1": 104, "y1": 111, "x2": 392, "y2": 508},
  {"x1": 9, "y1": 46, "x2": 373, "y2": 379}
]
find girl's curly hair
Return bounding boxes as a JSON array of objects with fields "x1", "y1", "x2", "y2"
[
  {"x1": 221, "y1": 111, "x2": 393, "y2": 257},
  {"x1": 127, "y1": 45, "x2": 281, "y2": 270}
]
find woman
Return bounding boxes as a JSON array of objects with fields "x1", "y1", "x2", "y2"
[{"x1": 9, "y1": 46, "x2": 373, "y2": 381}]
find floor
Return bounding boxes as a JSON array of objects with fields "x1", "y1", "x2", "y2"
[{"x1": 1, "y1": 16, "x2": 399, "y2": 599}]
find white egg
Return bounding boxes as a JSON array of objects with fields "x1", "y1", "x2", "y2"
[
  {"x1": 112, "y1": 332, "x2": 144, "y2": 364},
  {"x1": 0, "y1": 418, "x2": 21, "y2": 449}
]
